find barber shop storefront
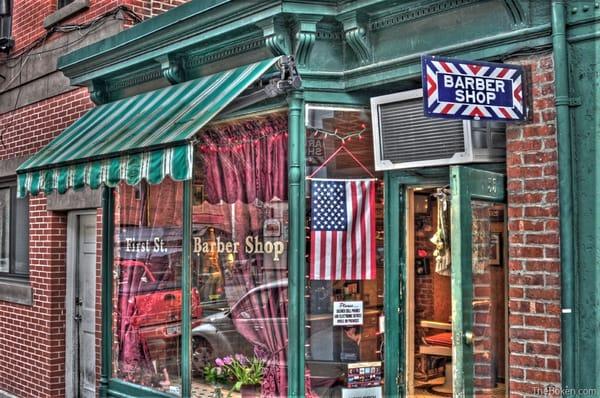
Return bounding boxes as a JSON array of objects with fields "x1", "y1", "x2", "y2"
[{"x1": 14, "y1": 1, "x2": 598, "y2": 397}]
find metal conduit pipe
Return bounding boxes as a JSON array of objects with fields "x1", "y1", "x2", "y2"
[{"x1": 551, "y1": 0, "x2": 575, "y2": 390}]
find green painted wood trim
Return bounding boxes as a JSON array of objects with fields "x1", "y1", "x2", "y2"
[
  {"x1": 303, "y1": 90, "x2": 370, "y2": 106},
  {"x1": 100, "y1": 187, "x2": 114, "y2": 398},
  {"x1": 107, "y1": 379, "x2": 176, "y2": 398},
  {"x1": 182, "y1": 179, "x2": 192, "y2": 397},
  {"x1": 287, "y1": 89, "x2": 304, "y2": 398},
  {"x1": 551, "y1": 1, "x2": 576, "y2": 390},
  {"x1": 62, "y1": 2, "x2": 282, "y2": 85},
  {"x1": 449, "y1": 166, "x2": 505, "y2": 397},
  {"x1": 384, "y1": 173, "x2": 402, "y2": 396}
]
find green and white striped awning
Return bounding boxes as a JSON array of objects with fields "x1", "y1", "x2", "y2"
[{"x1": 17, "y1": 57, "x2": 280, "y2": 198}]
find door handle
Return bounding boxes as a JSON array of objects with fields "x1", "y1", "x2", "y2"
[
  {"x1": 74, "y1": 314, "x2": 82, "y2": 322},
  {"x1": 464, "y1": 330, "x2": 474, "y2": 345}
]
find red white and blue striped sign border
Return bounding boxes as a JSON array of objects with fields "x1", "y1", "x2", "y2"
[{"x1": 422, "y1": 55, "x2": 525, "y2": 121}]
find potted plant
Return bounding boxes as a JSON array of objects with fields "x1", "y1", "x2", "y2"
[{"x1": 205, "y1": 354, "x2": 265, "y2": 398}]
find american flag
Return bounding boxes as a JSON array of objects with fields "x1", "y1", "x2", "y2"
[{"x1": 310, "y1": 179, "x2": 376, "y2": 280}]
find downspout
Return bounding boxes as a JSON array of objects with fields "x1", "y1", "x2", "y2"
[{"x1": 551, "y1": 1, "x2": 575, "y2": 390}]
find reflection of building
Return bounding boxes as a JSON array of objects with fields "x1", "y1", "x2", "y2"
[{"x1": 1, "y1": 1, "x2": 599, "y2": 398}]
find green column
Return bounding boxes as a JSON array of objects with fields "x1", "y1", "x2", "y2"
[
  {"x1": 551, "y1": 1, "x2": 576, "y2": 390},
  {"x1": 100, "y1": 187, "x2": 114, "y2": 398},
  {"x1": 182, "y1": 179, "x2": 193, "y2": 397},
  {"x1": 287, "y1": 89, "x2": 305, "y2": 398},
  {"x1": 384, "y1": 174, "x2": 402, "y2": 397}
]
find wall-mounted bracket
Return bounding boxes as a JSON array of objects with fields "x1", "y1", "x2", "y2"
[
  {"x1": 89, "y1": 79, "x2": 107, "y2": 105},
  {"x1": 257, "y1": 17, "x2": 291, "y2": 57},
  {"x1": 221, "y1": 56, "x2": 301, "y2": 114},
  {"x1": 156, "y1": 54, "x2": 184, "y2": 85},
  {"x1": 338, "y1": 11, "x2": 372, "y2": 65},
  {"x1": 292, "y1": 15, "x2": 322, "y2": 66}
]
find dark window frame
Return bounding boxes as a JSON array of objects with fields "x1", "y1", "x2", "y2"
[
  {"x1": 0, "y1": 180, "x2": 29, "y2": 280},
  {"x1": 57, "y1": 0, "x2": 75, "y2": 9},
  {"x1": 0, "y1": 0, "x2": 13, "y2": 51}
]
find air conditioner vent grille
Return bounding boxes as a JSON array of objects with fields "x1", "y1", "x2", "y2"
[{"x1": 379, "y1": 99, "x2": 465, "y2": 164}]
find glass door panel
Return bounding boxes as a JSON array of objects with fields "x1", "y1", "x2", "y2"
[
  {"x1": 470, "y1": 201, "x2": 507, "y2": 396},
  {"x1": 450, "y1": 166, "x2": 507, "y2": 398}
]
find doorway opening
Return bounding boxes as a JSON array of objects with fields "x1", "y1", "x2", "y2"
[
  {"x1": 66, "y1": 211, "x2": 97, "y2": 398},
  {"x1": 405, "y1": 186, "x2": 508, "y2": 397}
]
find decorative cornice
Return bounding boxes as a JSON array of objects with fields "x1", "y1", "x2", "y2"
[
  {"x1": 292, "y1": 15, "x2": 323, "y2": 66},
  {"x1": 315, "y1": 30, "x2": 342, "y2": 41},
  {"x1": 156, "y1": 55, "x2": 184, "y2": 84},
  {"x1": 370, "y1": 0, "x2": 480, "y2": 31},
  {"x1": 338, "y1": 11, "x2": 371, "y2": 64},
  {"x1": 184, "y1": 36, "x2": 266, "y2": 68},
  {"x1": 315, "y1": 21, "x2": 343, "y2": 41},
  {"x1": 106, "y1": 68, "x2": 162, "y2": 92},
  {"x1": 257, "y1": 17, "x2": 291, "y2": 56}
]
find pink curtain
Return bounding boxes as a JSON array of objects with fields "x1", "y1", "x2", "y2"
[{"x1": 199, "y1": 115, "x2": 290, "y2": 396}]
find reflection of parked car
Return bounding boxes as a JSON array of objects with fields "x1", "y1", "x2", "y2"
[
  {"x1": 191, "y1": 280, "x2": 285, "y2": 372},
  {"x1": 116, "y1": 259, "x2": 203, "y2": 340}
]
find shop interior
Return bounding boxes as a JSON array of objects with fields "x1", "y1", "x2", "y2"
[{"x1": 406, "y1": 187, "x2": 507, "y2": 397}]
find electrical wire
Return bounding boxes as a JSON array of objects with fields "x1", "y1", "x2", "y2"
[
  {"x1": 0, "y1": 5, "x2": 143, "y2": 148},
  {"x1": 1, "y1": 5, "x2": 141, "y2": 67}
]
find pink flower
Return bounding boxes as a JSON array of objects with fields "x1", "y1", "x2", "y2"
[
  {"x1": 234, "y1": 353, "x2": 248, "y2": 365},
  {"x1": 223, "y1": 356, "x2": 233, "y2": 365},
  {"x1": 215, "y1": 358, "x2": 224, "y2": 367}
]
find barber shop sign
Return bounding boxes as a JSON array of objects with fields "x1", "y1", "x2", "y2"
[{"x1": 422, "y1": 55, "x2": 526, "y2": 121}]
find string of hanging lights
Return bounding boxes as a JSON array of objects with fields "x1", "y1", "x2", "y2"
[{"x1": 309, "y1": 124, "x2": 368, "y2": 143}]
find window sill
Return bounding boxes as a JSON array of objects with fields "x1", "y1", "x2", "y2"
[
  {"x1": 0, "y1": 278, "x2": 32, "y2": 306},
  {"x1": 43, "y1": 0, "x2": 90, "y2": 29}
]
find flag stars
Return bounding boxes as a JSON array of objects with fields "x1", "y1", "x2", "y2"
[{"x1": 311, "y1": 180, "x2": 348, "y2": 231}]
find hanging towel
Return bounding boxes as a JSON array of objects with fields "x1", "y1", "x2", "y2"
[{"x1": 430, "y1": 192, "x2": 451, "y2": 276}]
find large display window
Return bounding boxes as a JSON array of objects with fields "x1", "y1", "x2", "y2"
[
  {"x1": 111, "y1": 112, "x2": 289, "y2": 397},
  {"x1": 190, "y1": 113, "x2": 289, "y2": 397},
  {"x1": 304, "y1": 106, "x2": 385, "y2": 397},
  {"x1": 112, "y1": 178, "x2": 190, "y2": 394}
]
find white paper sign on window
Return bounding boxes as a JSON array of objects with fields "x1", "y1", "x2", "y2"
[{"x1": 333, "y1": 301, "x2": 363, "y2": 326}]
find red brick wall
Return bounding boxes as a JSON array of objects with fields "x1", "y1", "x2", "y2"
[
  {"x1": 10, "y1": 0, "x2": 191, "y2": 53},
  {"x1": 0, "y1": 199, "x2": 67, "y2": 398},
  {"x1": 0, "y1": 88, "x2": 93, "y2": 160},
  {"x1": 505, "y1": 52, "x2": 561, "y2": 396},
  {"x1": 1, "y1": 1, "x2": 190, "y2": 396},
  {"x1": 130, "y1": 0, "x2": 190, "y2": 20}
]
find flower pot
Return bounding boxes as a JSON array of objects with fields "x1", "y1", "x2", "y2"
[{"x1": 240, "y1": 384, "x2": 261, "y2": 398}]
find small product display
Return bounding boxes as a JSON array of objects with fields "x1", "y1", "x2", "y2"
[{"x1": 346, "y1": 361, "x2": 383, "y2": 388}]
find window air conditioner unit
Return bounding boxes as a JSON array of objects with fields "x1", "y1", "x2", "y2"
[{"x1": 371, "y1": 89, "x2": 506, "y2": 171}]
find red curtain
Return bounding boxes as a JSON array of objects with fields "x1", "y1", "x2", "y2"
[{"x1": 200, "y1": 115, "x2": 288, "y2": 204}]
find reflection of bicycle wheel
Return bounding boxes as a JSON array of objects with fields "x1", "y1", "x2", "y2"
[{"x1": 191, "y1": 337, "x2": 215, "y2": 376}]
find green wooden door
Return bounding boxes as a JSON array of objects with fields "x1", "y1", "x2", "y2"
[{"x1": 450, "y1": 166, "x2": 506, "y2": 397}]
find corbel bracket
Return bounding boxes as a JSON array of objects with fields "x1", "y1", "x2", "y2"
[
  {"x1": 257, "y1": 17, "x2": 291, "y2": 57},
  {"x1": 503, "y1": 0, "x2": 527, "y2": 26},
  {"x1": 338, "y1": 11, "x2": 372, "y2": 65},
  {"x1": 89, "y1": 79, "x2": 107, "y2": 105},
  {"x1": 156, "y1": 54, "x2": 184, "y2": 85},
  {"x1": 292, "y1": 15, "x2": 322, "y2": 67}
]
